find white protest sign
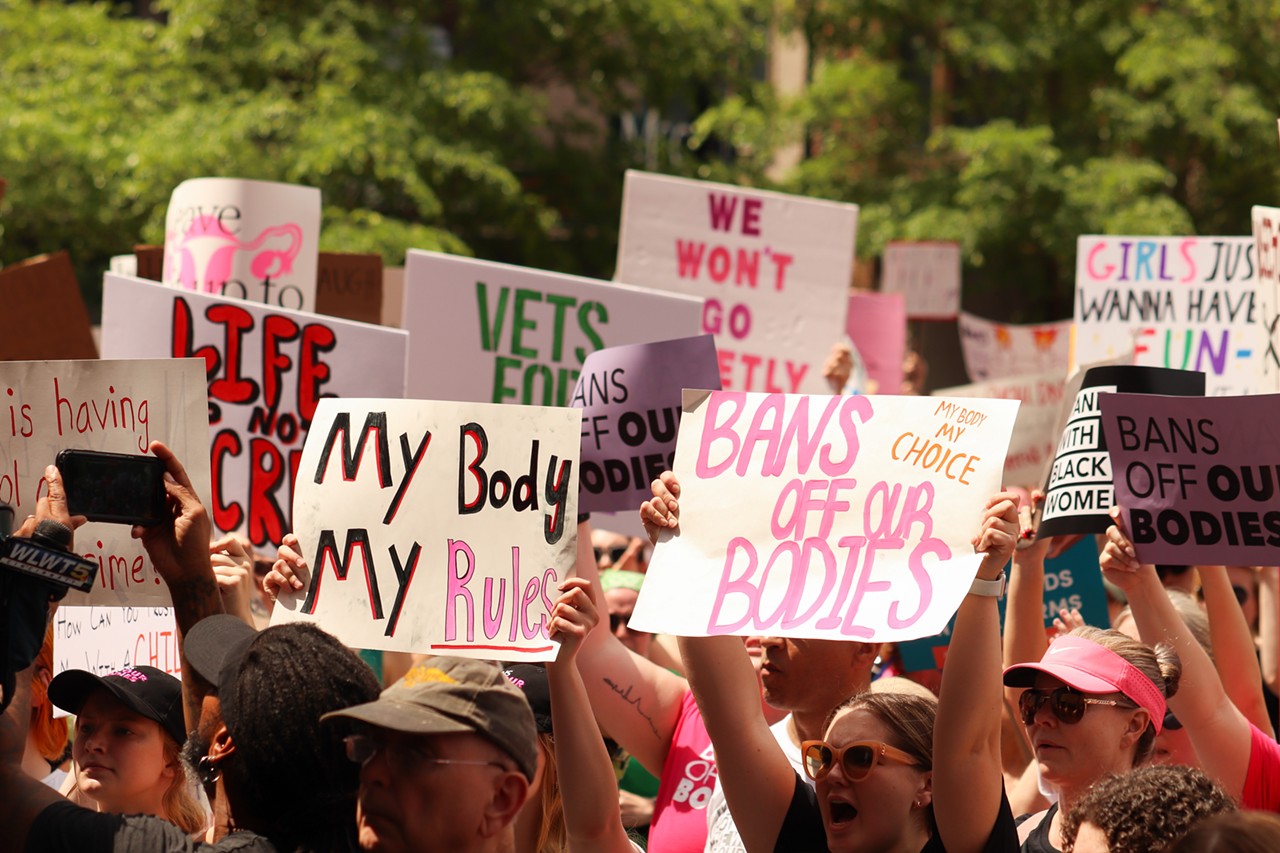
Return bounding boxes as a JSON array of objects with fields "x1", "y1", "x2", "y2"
[
  {"x1": 163, "y1": 178, "x2": 322, "y2": 312},
  {"x1": 52, "y1": 606, "x2": 180, "y2": 678},
  {"x1": 101, "y1": 274, "x2": 409, "y2": 551},
  {"x1": 271, "y1": 398, "x2": 580, "y2": 660},
  {"x1": 958, "y1": 313, "x2": 1071, "y2": 381},
  {"x1": 936, "y1": 372, "x2": 1065, "y2": 489},
  {"x1": 0, "y1": 358, "x2": 209, "y2": 605},
  {"x1": 880, "y1": 242, "x2": 962, "y2": 320},
  {"x1": 1074, "y1": 236, "x2": 1260, "y2": 395},
  {"x1": 615, "y1": 170, "x2": 857, "y2": 394},
  {"x1": 1251, "y1": 207, "x2": 1280, "y2": 393},
  {"x1": 630, "y1": 391, "x2": 1019, "y2": 641},
  {"x1": 403, "y1": 250, "x2": 703, "y2": 405}
]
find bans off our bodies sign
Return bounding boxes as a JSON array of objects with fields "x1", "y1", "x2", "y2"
[
  {"x1": 630, "y1": 391, "x2": 1019, "y2": 642},
  {"x1": 272, "y1": 399, "x2": 580, "y2": 661}
]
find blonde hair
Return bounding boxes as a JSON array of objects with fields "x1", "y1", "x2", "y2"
[
  {"x1": 533, "y1": 733, "x2": 567, "y2": 853},
  {"x1": 30, "y1": 626, "x2": 69, "y2": 762}
]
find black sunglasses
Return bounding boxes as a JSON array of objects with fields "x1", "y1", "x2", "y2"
[
  {"x1": 1018, "y1": 687, "x2": 1133, "y2": 726},
  {"x1": 594, "y1": 546, "x2": 628, "y2": 564}
]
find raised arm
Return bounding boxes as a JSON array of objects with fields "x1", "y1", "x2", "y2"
[
  {"x1": 641, "y1": 473, "x2": 796, "y2": 853},
  {"x1": 1101, "y1": 508, "x2": 1252, "y2": 799},
  {"x1": 1002, "y1": 516, "x2": 1051, "y2": 714},
  {"x1": 1199, "y1": 565, "x2": 1273, "y2": 737},
  {"x1": 934, "y1": 492, "x2": 1019, "y2": 853},
  {"x1": 547, "y1": 578, "x2": 636, "y2": 853},
  {"x1": 1256, "y1": 566, "x2": 1278, "y2": 697}
]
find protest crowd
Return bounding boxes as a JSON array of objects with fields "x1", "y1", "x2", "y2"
[{"x1": 6, "y1": 22, "x2": 1280, "y2": 853}]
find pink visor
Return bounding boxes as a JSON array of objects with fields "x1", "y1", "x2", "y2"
[{"x1": 1003, "y1": 635, "x2": 1167, "y2": 733}]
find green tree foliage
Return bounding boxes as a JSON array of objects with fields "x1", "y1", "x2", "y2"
[
  {"x1": 0, "y1": 0, "x2": 764, "y2": 311},
  {"x1": 695, "y1": 0, "x2": 1280, "y2": 321}
]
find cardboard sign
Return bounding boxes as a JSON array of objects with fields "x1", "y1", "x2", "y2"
[
  {"x1": 0, "y1": 253, "x2": 98, "y2": 360},
  {"x1": 896, "y1": 536, "x2": 1108, "y2": 672},
  {"x1": 52, "y1": 606, "x2": 180, "y2": 678},
  {"x1": 615, "y1": 171, "x2": 857, "y2": 394},
  {"x1": 571, "y1": 335, "x2": 722, "y2": 513},
  {"x1": 271, "y1": 398, "x2": 580, "y2": 660},
  {"x1": 846, "y1": 292, "x2": 906, "y2": 394},
  {"x1": 162, "y1": 178, "x2": 322, "y2": 311},
  {"x1": 100, "y1": 274, "x2": 408, "y2": 550},
  {"x1": 880, "y1": 242, "x2": 962, "y2": 320},
  {"x1": 1039, "y1": 366, "x2": 1204, "y2": 537},
  {"x1": 0, "y1": 358, "x2": 209, "y2": 605},
  {"x1": 402, "y1": 250, "x2": 703, "y2": 405},
  {"x1": 1251, "y1": 208, "x2": 1280, "y2": 393},
  {"x1": 1101, "y1": 392, "x2": 1280, "y2": 565},
  {"x1": 935, "y1": 371, "x2": 1066, "y2": 489},
  {"x1": 316, "y1": 252, "x2": 383, "y2": 325},
  {"x1": 629, "y1": 391, "x2": 1019, "y2": 641},
  {"x1": 958, "y1": 313, "x2": 1071, "y2": 382},
  {"x1": 1074, "y1": 236, "x2": 1260, "y2": 395}
]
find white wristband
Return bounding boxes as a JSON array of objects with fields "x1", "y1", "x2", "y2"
[{"x1": 968, "y1": 573, "x2": 1007, "y2": 598}]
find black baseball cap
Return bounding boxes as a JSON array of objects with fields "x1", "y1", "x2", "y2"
[
  {"x1": 184, "y1": 614, "x2": 258, "y2": 693},
  {"x1": 49, "y1": 665, "x2": 186, "y2": 745},
  {"x1": 503, "y1": 663, "x2": 552, "y2": 735}
]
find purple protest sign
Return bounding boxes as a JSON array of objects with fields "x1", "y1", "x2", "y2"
[
  {"x1": 1101, "y1": 393, "x2": 1280, "y2": 565},
  {"x1": 846, "y1": 292, "x2": 906, "y2": 395},
  {"x1": 570, "y1": 334, "x2": 722, "y2": 512}
]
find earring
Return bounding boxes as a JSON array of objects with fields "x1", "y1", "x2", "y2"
[{"x1": 197, "y1": 755, "x2": 222, "y2": 787}]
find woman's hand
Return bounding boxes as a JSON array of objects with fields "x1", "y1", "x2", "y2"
[
  {"x1": 640, "y1": 472, "x2": 681, "y2": 545},
  {"x1": 547, "y1": 578, "x2": 599, "y2": 664},
  {"x1": 1100, "y1": 505, "x2": 1146, "y2": 592},
  {"x1": 210, "y1": 534, "x2": 255, "y2": 626},
  {"x1": 263, "y1": 532, "x2": 307, "y2": 601}
]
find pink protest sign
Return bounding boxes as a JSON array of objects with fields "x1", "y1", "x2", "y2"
[
  {"x1": 1252, "y1": 208, "x2": 1280, "y2": 393},
  {"x1": 101, "y1": 274, "x2": 409, "y2": 551},
  {"x1": 1101, "y1": 393, "x2": 1280, "y2": 566},
  {"x1": 163, "y1": 178, "x2": 322, "y2": 311},
  {"x1": 958, "y1": 312, "x2": 1071, "y2": 382},
  {"x1": 271, "y1": 398, "x2": 580, "y2": 661},
  {"x1": 571, "y1": 334, "x2": 722, "y2": 513},
  {"x1": 846, "y1": 292, "x2": 906, "y2": 394},
  {"x1": 880, "y1": 242, "x2": 961, "y2": 320},
  {"x1": 615, "y1": 171, "x2": 857, "y2": 395},
  {"x1": 629, "y1": 391, "x2": 1019, "y2": 642},
  {"x1": 1074, "y1": 235, "x2": 1261, "y2": 395}
]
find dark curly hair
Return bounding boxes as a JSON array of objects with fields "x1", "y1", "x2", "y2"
[
  {"x1": 220, "y1": 623, "x2": 380, "y2": 853},
  {"x1": 1061, "y1": 765, "x2": 1236, "y2": 853}
]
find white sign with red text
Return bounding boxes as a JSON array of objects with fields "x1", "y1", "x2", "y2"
[
  {"x1": 52, "y1": 606, "x2": 181, "y2": 680},
  {"x1": 1251, "y1": 208, "x2": 1280, "y2": 394},
  {"x1": 615, "y1": 171, "x2": 857, "y2": 394}
]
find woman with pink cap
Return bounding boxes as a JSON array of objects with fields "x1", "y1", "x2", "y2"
[{"x1": 1001, "y1": 626, "x2": 1181, "y2": 851}]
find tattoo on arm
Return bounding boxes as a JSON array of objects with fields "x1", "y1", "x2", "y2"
[{"x1": 603, "y1": 677, "x2": 662, "y2": 741}]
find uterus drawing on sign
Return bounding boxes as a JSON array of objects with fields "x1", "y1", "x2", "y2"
[{"x1": 164, "y1": 215, "x2": 304, "y2": 296}]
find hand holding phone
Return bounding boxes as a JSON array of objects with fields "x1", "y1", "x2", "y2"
[{"x1": 56, "y1": 449, "x2": 168, "y2": 526}]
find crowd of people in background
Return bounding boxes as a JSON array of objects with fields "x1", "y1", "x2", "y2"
[{"x1": 2, "y1": 342, "x2": 1280, "y2": 853}]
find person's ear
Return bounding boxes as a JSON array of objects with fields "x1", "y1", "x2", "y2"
[
  {"x1": 1119, "y1": 709, "x2": 1150, "y2": 750},
  {"x1": 208, "y1": 723, "x2": 236, "y2": 762},
  {"x1": 480, "y1": 770, "x2": 530, "y2": 838},
  {"x1": 852, "y1": 642, "x2": 881, "y2": 671},
  {"x1": 913, "y1": 771, "x2": 933, "y2": 810}
]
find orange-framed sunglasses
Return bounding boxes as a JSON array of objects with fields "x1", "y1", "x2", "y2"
[{"x1": 801, "y1": 739, "x2": 919, "y2": 782}]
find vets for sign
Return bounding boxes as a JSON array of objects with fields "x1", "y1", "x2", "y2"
[
  {"x1": 630, "y1": 391, "x2": 1019, "y2": 642},
  {"x1": 402, "y1": 250, "x2": 704, "y2": 405},
  {"x1": 271, "y1": 398, "x2": 580, "y2": 660},
  {"x1": 615, "y1": 170, "x2": 857, "y2": 395}
]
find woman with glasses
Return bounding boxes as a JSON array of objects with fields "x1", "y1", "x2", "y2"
[
  {"x1": 643, "y1": 483, "x2": 1025, "y2": 853},
  {"x1": 1000, "y1": 627, "x2": 1181, "y2": 852},
  {"x1": 1101, "y1": 506, "x2": 1280, "y2": 815}
]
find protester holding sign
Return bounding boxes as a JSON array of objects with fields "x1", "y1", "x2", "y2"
[
  {"x1": 1101, "y1": 507, "x2": 1280, "y2": 814},
  {"x1": 640, "y1": 476, "x2": 1023, "y2": 853}
]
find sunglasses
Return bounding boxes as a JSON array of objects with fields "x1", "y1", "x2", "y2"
[
  {"x1": 801, "y1": 739, "x2": 918, "y2": 782},
  {"x1": 595, "y1": 545, "x2": 629, "y2": 564},
  {"x1": 344, "y1": 733, "x2": 507, "y2": 777},
  {"x1": 1163, "y1": 709, "x2": 1183, "y2": 731},
  {"x1": 1018, "y1": 687, "x2": 1134, "y2": 726}
]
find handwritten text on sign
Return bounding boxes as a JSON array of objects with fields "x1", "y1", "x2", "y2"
[
  {"x1": 53, "y1": 607, "x2": 180, "y2": 679},
  {"x1": 1074, "y1": 236, "x2": 1259, "y2": 395},
  {"x1": 271, "y1": 398, "x2": 580, "y2": 661},
  {"x1": 629, "y1": 391, "x2": 1018, "y2": 642},
  {"x1": 402, "y1": 250, "x2": 703, "y2": 406},
  {"x1": 0, "y1": 358, "x2": 209, "y2": 606},
  {"x1": 102, "y1": 274, "x2": 408, "y2": 549},
  {"x1": 1251, "y1": 208, "x2": 1280, "y2": 393},
  {"x1": 616, "y1": 171, "x2": 857, "y2": 394},
  {"x1": 1101, "y1": 393, "x2": 1280, "y2": 566}
]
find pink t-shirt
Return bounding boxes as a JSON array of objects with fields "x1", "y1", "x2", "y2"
[
  {"x1": 648, "y1": 690, "x2": 715, "y2": 853},
  {"x1": 1241, "y1": 722, "x2": 1280, "y2": 811}
]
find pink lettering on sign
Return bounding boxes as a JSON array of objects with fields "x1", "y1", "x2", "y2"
[{"x1": 442, "y1": 539, "x2": 559, "y2": 651}]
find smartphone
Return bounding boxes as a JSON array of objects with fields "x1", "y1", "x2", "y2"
[{"x1": 56, "y1": 449, "x2": 168, "y2": 526}]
